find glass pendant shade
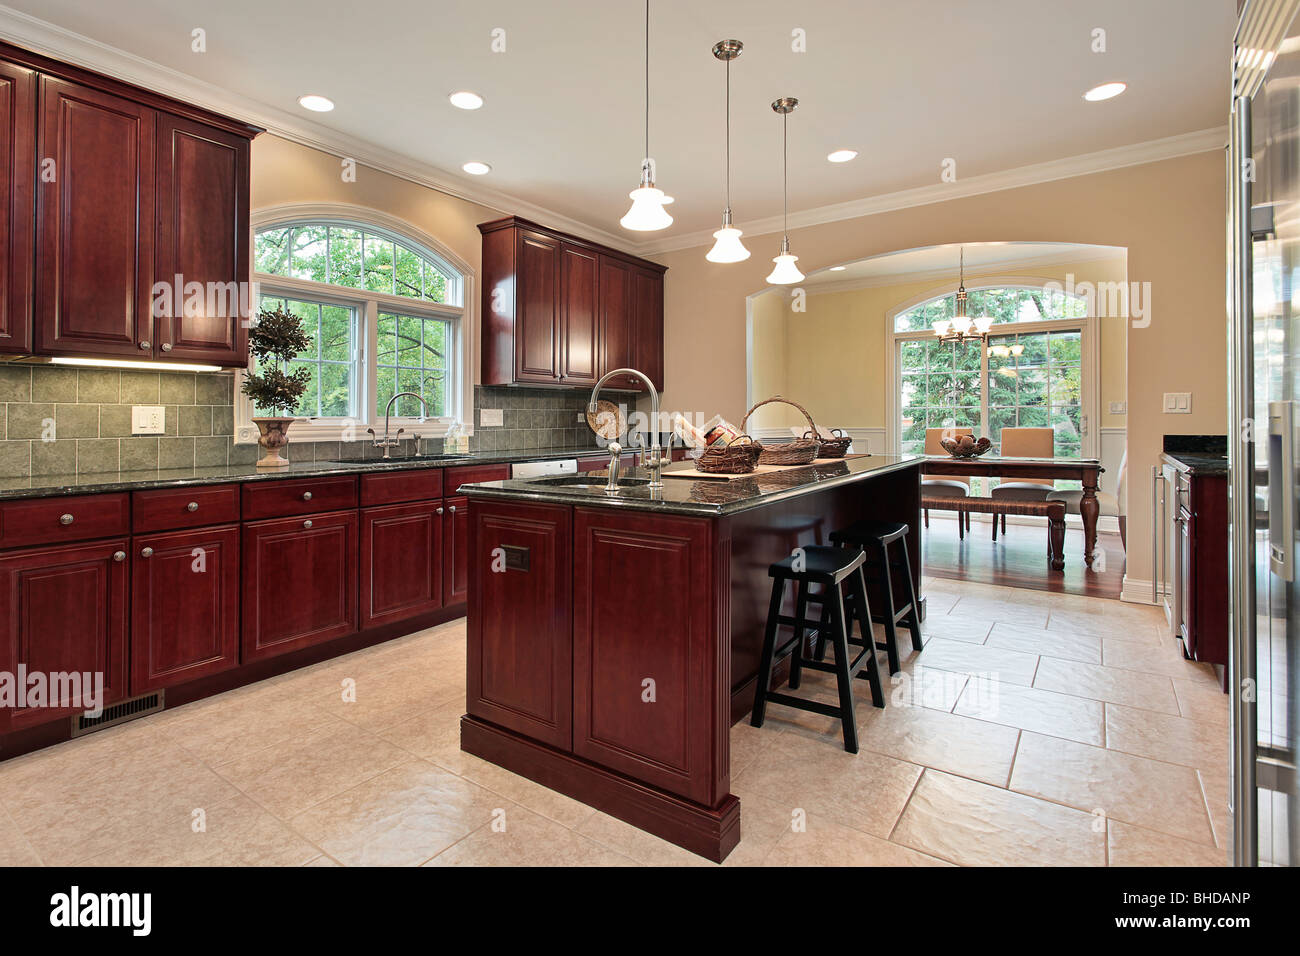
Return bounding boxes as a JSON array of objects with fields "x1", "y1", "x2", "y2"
[
  {"x1": 933, "y1": 319, "x2": 952, "y2": 336},
  {"x1": 972, "y1": 315, "x2": 993, "y2": 334},
  {"x1": 950, "y1": 314, "x2": 973, "y2": 335},
  {"x1": 706, "y1": 223, "x2": 750, "y2": 263},
  {"x1": 621, "y1": 177, "x2": 673, "y2": 232},
  {"x1": 767, "y1": 252, "x2": 804, "y2": 285}
]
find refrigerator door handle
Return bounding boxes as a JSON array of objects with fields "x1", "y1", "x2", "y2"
[
  {"x1": 1151, "y1": 466, "x2": 1161, "y2": 604},
  {"x1": 1269, "y1": 400, "x2": 1295, "y2": 582}
]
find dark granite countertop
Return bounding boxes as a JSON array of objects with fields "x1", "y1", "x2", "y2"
[
  {"x1": 0, "y1": 443, "x2": 624, "y2": 501},
  {"x1": 460, "y1": 454, "x2": 926, "y2": 516},
  {"x1": 1161, "y1": 452, "x2": 1229, "y2": 476}
]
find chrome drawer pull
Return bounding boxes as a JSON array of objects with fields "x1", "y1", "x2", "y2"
[
  {"x1": 113, "y1": 551, "x2": 126, "y2": 562},
  {"x1": 139, "y1": 341, "x2": 150, "y2": 350},
  {"x1": 436, "y1": 507, "x2": 444, "y2": 515},
  {"x1": 448, "y1": 505, "x2": 457, "y2": 513},
  {"x1": 141, "y1": 547, "x2": 154, "y2": 558},
  {"x1": 161, "y1": 343, "x2": 172, "y2": 352},
  {"x1": 186, "y1": 501, "x2": 199, "y2": 512},
  {"x1": 59, "y1": 513, "x2": 74, "y2": 525},
  {"x1": 303, "y1": 519, "x2": 313, "y2": 529},
  {"x1": 302, "y1": 491, "x2": 313, "y2": 501}
]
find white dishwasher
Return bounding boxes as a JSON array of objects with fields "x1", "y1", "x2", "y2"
[{"x1": 511, "y1": 458, "x2": 578, "y2": 480}]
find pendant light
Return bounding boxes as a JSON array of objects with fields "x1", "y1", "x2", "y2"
[
  {"x1": 933, "y1": 248, "x2": 993, "y2": 343},
  {"x1": 766, "y1": 97, "x2": 804, "y2": 284},
  {"x1": 705, "y1": 39, "x2": 749, "y2": 263},
  {"x1": 621, "y1": 0, "x2": 673, "y2": 231}
]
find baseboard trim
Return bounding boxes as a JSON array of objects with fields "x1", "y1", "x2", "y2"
[{"x1": 1120, "y1": 576, "x2": 1163, "y2": 605}]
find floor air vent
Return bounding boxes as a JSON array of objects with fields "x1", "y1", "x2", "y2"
[{"x1": 70, "y1": 691, "x2": 165, "y2": 737}]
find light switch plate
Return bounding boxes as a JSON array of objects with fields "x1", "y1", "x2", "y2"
[
  {"x1": 132, "y1": 405, "x2": 165, "y2": 434},
  {"x1": 1108, "y1": 401, "x2": 1127, "y2": 415},
  {"x1": 479, "y1": 408, "x2": 503, "y2": 427},
  {"x1": 1162, "y1": 392, "x2": 1192, "y2": 414}
]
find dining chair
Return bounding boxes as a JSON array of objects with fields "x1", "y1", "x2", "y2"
[
  {"x1": 1049, "y1": 448, "x2": 1128, "y2": 549},
  {"x1": 923, "y1": 426, "x2": 973, "y2": 539},
  {"x1": 989, "y1": 427, "x2": 1056, "y2": 540}
]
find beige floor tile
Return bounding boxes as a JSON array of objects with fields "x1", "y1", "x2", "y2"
[
  {"x1": 455, "y1": 753, "x2": 598, "y2": 830},
  {"x1": 729, "y1": 721, "x2": 779, "y2": 779},
  {"x1": 733, "y1": 731, "x2": 922, "y2": 837},
  {"x1": 1048, "y1": 604, "x2": 1166, "y2": 638},
  {"x1": 950, "y1": 596, "x2": 1050, "y2": 628},
  {"x1": 954, "y1": 680, "x2": 1105, "y2": 746},
  {"x1": 914, "y1": 637, "x2": 1040, "y2": 686},
  {"x1": 987, "y1": 621, "x2": 1102, "y2": 664},
  {"x1": 918, "y1": 616, "x2": 992, "y2": 645},
  {"x1": 853, "y1": 702, "x2": 1022, "y2": 786},
  {"x1": 161, "y1": 693, "x2": 346, "y2": 766},
  {"x1": 0, "y1": 805, "x2": 40, "y2": 865},
  {"x1": 577, "y1": 811, "x2": 715, "y2": 867},
  {"x1": 289, "y1": 759, "x2": 500, "y2": 866},
  {"x1": 212, "y1": 722, "x2": 409, "y2": 818},
  {"x1": 892, "y1": 769, "x2": 1106, "y2": 866},
  {"x1": 890, "y1": 663, "x2": 969, "y2": 712},
  {"x1": 304, "y1": 854, "x2": 340, "y2": 866},
  {"x1": 717, "y1": 793, "x2": 804, "y2": 866},
  {"x1": 1173, "y1": 676, "x2": 1230, "y2": 724},
  {"x1": 1101, "y1": 637, "x2": 1220, "y2": 683},
  {"x1": 1108, "y1": 819, "x2": 1229, "y2": 866},
  {"x1": 1010, "y1": 731, "x2": 1216, "y2": 845},
  {"x1": 425, "y1": 805, "x2": 635, "y2": 866},
  {"x1": 376, "y1": 697, "x2": 471, "y2": 772},
  {"x1": 1032, "y1": 657, "x2": 1180, "y2": 714},
  {"x1": 1198, "y1": 768, "x2": 1233, "y2": 850},
  {"x1": 314, "y1": 662, "x2": 464, "y2": 731},
  {"x1": 1104, "y1": 703, "x2": 1228, "y2": 772},
  {"x1": 764, "y1": 813, "x2": 951, "y2": 866}
]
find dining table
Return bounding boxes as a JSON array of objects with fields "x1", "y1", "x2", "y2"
[{"x1": 922, "y1": 455, "x2": 1106, "y2": 567}]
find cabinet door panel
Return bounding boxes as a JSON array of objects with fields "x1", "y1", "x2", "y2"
[
  {"x1": 131, "y1": 525, "x2": 239, "y2": 693},
  {"x1": 0, "y1": 539, "x2": 129, "y2": 731},
  {"x1": 561, "y1": 242, "x2": 599, "y2": 385},
  {"x1": 466, "y1": 500, "x2": 571, "y2": 748},
  {"x1": 442, "y1": 496, "x2": 469, "y2": 605},
  {"x1": 598, "y1": 256, "x2": 637, "y2": 389},
  {"x1": 241, "y1": 511, "x2": 357, "y2": 661},
  {"x1": 360, "y1": 501, "x2": 443, "y2": 628},
  {"x1": 515, "y1": 230, "x2": 560, "y2": 382},
  {"x1": 36, "y1": 76, "x2": 154, "y2": 356},
  {"x1": 0, "y1": 58, "x2": 34, "y2": 353},
  {"x1": 632, "y1": 267, "x2": 664, "y2": 392},
  {"x1": 573, "y1": 508, "x2": 718, "y2": 803},
  {"x1": 155, "y1": 113, "x2": 249, "y2": 365}
]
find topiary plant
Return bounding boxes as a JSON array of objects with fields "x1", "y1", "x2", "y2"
[{"x1": 241, "y1": 305, "x2": 312, "y2": 416}]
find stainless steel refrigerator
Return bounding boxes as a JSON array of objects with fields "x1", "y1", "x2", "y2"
[{"x1": 1230, "y1": 0, "x2": 1300, "y2": 868}]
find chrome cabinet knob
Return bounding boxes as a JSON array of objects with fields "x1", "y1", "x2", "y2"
[
  {"x1": 139, "y1": 341, "x2": 151, "y2": 350},
  {"x1": 436, "y1": 507, "x2": 444, "y2": 515},
  {"x1": 161, "y1": 343, "x2": 172, "y2": 352},
  {"x1": 113, "y1": 551, "x2": 126, "y2": 562},
  {"x1": 302, "y1": 491, "x2": 313, "y2": 501},
  {"x1": 141, "y1": 547, "x2": 154, "y2": 558},
  {"x1": 303, "y1": 519, "x2": 313, "y2": 529},
  {"x1": 186, "y1": 501, "x2": 199, "y2": 512},
  {"x1": 59, "y1": 513, "x2": 74, "y2": 525},
  {"x1": 448, "y1": 505, "x2": 457, "y2": 513}
]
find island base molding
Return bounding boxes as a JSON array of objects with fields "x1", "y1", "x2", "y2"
[{"x1": 461, "y1": 715, "x2": 742, "y2": 863}]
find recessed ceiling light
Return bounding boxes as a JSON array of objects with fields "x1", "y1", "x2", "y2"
[
  {"x1": 297, "y1": 94, "x2": 335, "y2": 112},
  {"x1": 1083, "y1": 82, "x2": 1127, "y2": 102},
  {"x1": 827, "y1": 149, "x2": 858, "y2": 163},
  {"x1": 829, "y1": 266, "x2": 847, "y2": 272},
  {"x1": 449, "y1": 90, "x2": 484, "y2": 110},
  {"x1": 462, "y1": 161, "x2": 491, "y2": 175}
]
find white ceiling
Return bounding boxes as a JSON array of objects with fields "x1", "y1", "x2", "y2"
[
  {"x1": 801, "y1": 241, "x2": 1126, "y2": 286},
  {"x1": 2, "y1": 0, "x2": 1233, "y2": 248}
]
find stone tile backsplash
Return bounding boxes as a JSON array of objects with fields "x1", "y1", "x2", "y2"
[{"x1": 0, "y1": 370, "x2": 610, "y2": 478}]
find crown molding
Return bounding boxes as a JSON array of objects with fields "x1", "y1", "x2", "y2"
[
  {"x1": 636, "y1": 127, "x2": 1228, "y2": 256},
  {"x1": 0, "y1": 4, "x2": 634, "y2": 252}
]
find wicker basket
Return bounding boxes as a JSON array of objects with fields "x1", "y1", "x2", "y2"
[
  {"x1": 808, "y1": 428, "x2": 851, "y2": 458},
  {"x1": 743, "y1": 397, "x2": 821, "y2": 465},
  {"x1": 694, "y1": 434, "x2": 763, "y2": 474}
]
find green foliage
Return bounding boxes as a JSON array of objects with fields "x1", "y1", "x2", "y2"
[
  {"x1": 255, "y1": 224, "x2": 452, "y2": 303},
  {"x1": 241, "y1": 305, "x2": 313, "y2": 416},
  {"x1": 895, "y1": 287, "x2": 1088, "y2": 333}
]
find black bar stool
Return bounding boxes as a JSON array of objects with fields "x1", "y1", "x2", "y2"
[
  {"x1": 826, "y1": 519, "x2": 924, "y2": 675},
  {"x1": 750, "y1": 545, "x2": 884, "y2": 753}
]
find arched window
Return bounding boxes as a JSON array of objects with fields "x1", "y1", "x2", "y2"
[
  {"x1": 242, "y1": 214, "x2": 469, "y2": 440},
  {"x1": 893, "y1": 285, "x2": 1087, "y2": 333}
]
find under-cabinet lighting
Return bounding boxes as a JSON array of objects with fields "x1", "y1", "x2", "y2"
[{"x1": 46, "y1": 357, "x2": 224, "y2": 373}]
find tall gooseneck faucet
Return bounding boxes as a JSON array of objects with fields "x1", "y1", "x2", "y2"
[{"x1": 588, "y1": 368, "x2": 668, "y2": 489}]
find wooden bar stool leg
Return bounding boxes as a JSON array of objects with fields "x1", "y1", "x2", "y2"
[
  {"x1": 877, "y1": 540, "x2": 902, "y2": 675},
  {"x1": 897, "y1": 536, "x2": 925, "y2": 652},
  {"x1": 851, "y1": 567, "x2": 884, "y2": 708},
  {"x1": 828, "y1": 583, "x2": 859, "y2": 754},
  {"x1": 992, "y1": 511, "x2": 999, "y2": 541},
  {"x1": 957, "y1": 509, "x2": 965, "y2": 540},
  {"x1": 750, "y1": 578, "x2": 785, "y2": 728},
  {"x1": 788, "y1": 581, "x2": 809, "y2": 690},
  {"x1": 815, "y1": 597, "x2": 831, "y2": 662}
]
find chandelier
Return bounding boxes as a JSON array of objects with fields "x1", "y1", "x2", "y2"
[{"x1": 932, "y1": 248, "x2": 992, "y2": 344}]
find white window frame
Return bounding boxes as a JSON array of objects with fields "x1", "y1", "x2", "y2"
[
  {"x1": 237, "y1": 204, "x2": 476, "y2": 445},
  {"x1": 883, "y1": 276, "x2": 1100, "y2": 459}
]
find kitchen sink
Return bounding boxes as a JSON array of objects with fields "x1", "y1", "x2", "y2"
[{"x1": 531, "y1": 475, "x2": 651, "y2": 491}]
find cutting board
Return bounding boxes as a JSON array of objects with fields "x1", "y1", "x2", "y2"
[{"x1": 662, "y1": 454, "x2": 868, "y2": 481}]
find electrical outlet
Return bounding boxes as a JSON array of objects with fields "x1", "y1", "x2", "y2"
[
  {"x1": 1162, "y1": 392, "x2": 1192, "y2": 414},
  {"x1": 479, "y1": 408, "x2": 503, "y2": 427},
  {"x1": 1108, "y1": 401, "x2": 1127, "y2": 415},
  {"x1": 132, "y1": 405, "x2": 165, "y2": 434}
]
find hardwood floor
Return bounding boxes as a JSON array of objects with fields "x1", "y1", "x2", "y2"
[{"x1": 923, "y1": 514, "x2": 1125, "y2": 599}]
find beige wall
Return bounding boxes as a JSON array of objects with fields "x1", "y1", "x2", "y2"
[
  {"x1": 656, "y1": 152, "x2": 1226, "y2": 593},
  {"x1": 747, "y1": 254, "x2": 1129, "y2": 433}
]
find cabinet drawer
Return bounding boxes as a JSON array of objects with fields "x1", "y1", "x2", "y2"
[
  {"x1": 359, "y1": 468, "x2": 443, "y2": 506},
  {"x1": 133, "y1": 483, "x2": 239, "y2": 533},
  {"x1": 445, "y1": 464, "x2": 510, "y2": 493},
  {"x1": 0, "y1": 493, "x2": 130, "y2": 549},
  {"x1": 241, "y1": 476, "x2": 357, "y2": 519}
]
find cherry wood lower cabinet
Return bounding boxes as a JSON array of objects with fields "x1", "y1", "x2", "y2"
[
  {"x1": 0, "y1": 539, "x2": 129, "y2": 732},
  {"x1": 360, "y1": 501, "x2": 444, "y2": 629},
  {"x1": 130, "y1": 525, "x2": 239, "y2": 693},
  {"x1": 466, "y1": 500, "x2": 572, "y2": 748},
  {"x1": 442, "y1": 496, "x2": 470, "y2": 606},
  {"x1": 241, "y1": 510, "x2": 358, "y2": 662}
]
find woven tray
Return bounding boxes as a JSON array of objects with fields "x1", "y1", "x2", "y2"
[
  {"x1": 742, "y1": 396, "x2": 821, "y2": 465},
  {"x1": 694, "y1": 434, "x2": 763, "y2": 474}
]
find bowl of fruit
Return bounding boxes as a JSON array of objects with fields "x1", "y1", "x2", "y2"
[{"x1": 939, "y1": 435, "x2": 993, "y2": 458}]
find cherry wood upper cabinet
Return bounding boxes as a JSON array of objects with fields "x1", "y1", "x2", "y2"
[
  {"x1": 35, "y1": 75, "x2": 155, "y2": 358},
  {"x1": 0, "y1": 59, "x2": 34, "y2": 354},
  {"x1": 479, "y1": 216, "x2": 666, "y2": 389},
  {"x1": 559, "y1": 242, "x2": 599, "y2": 385},
  {"x1": 155, "y1": 114, "x2": 250, "y2": 366}
]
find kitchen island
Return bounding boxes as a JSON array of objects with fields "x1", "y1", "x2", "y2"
[{"x1": 458, "y1": 453, "x2": 925, "y2": 862}]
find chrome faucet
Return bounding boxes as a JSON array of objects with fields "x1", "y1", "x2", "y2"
[
  {"x1": 367, "y1": 391, "x2": 430, "y2": 459},
  {"x1": 604, "y1": 442, "x2": 622, "y2": 494},
  {"x1": 587, "y1": 368, "x2": 668, "y2": 490}
]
